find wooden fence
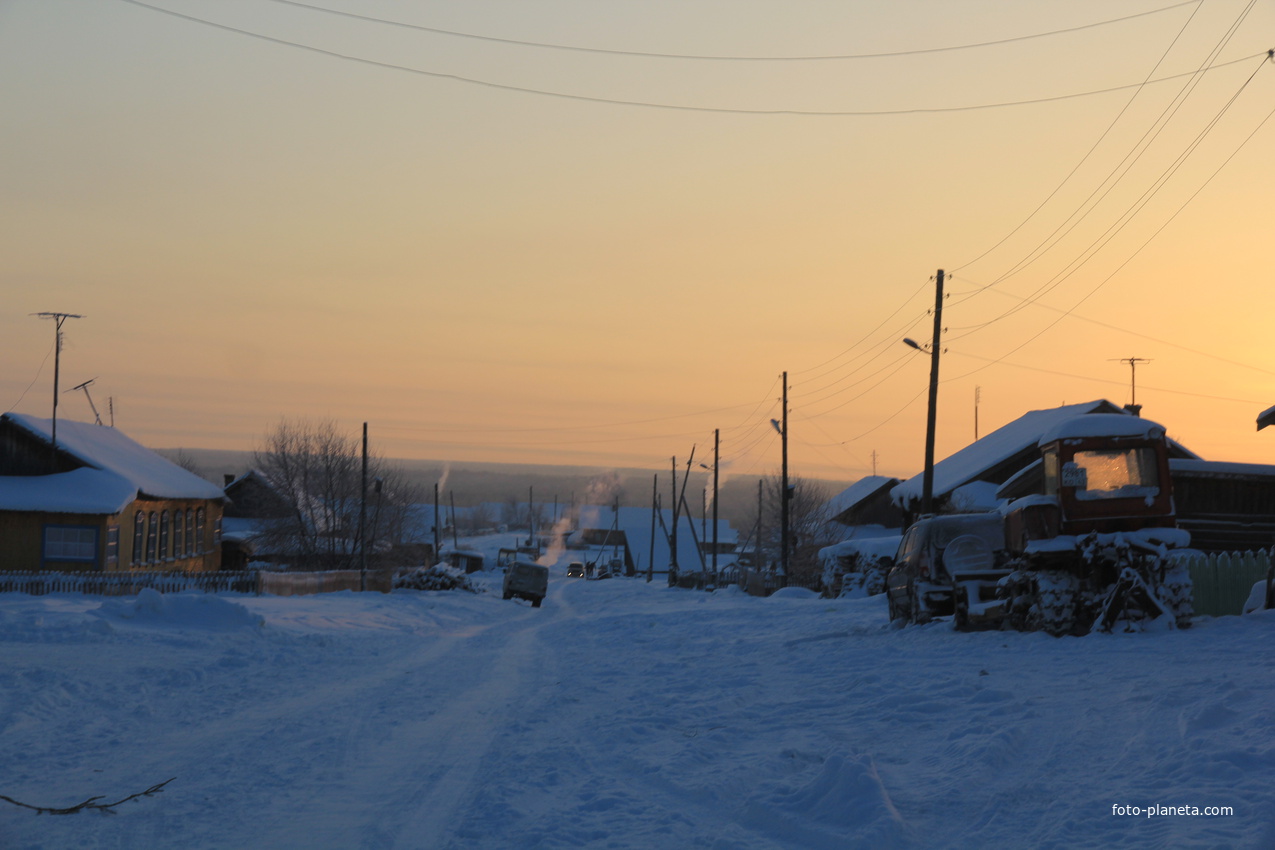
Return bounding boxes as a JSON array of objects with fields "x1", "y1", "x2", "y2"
[
  {"x1": 1178, "y1": 550, "x2": 1273, "y2": 617},
  {"x1": 257, "y1": 570, "x2": 393, "y2": 596},
  {"x1": 0, "y1": 571, "x2": 258, "y2": 596},
  {"x1": 0, "y1": 569, "x2": 395, "y2": 597}
]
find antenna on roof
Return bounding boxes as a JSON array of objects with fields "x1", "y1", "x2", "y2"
[
  {"x1": 31, "y1": 311, "x2": 84, "y2": 463},
  {"x1": 1110, "y1": 357, "x2": 1151, "y2": 417},
  {"x1": 67, "y1": 378, "x2": 103, "y2": 426}
]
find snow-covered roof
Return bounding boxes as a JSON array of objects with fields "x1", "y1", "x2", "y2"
[
  {"x1": 569, "y1": 505, "x2": 736, "y2": 572},
  {"x1": 817, "y1": 533, "x2": 901, "y2": 564},
  {"x1": 0, "y1": 413, "x2": 224, "y2": 514},
  {"x1": 892, "y1": 401, "x2": 1126, "y2": 508},
  {"x1": 948, "y1": 480, "x2": 1003, "y2": 513},
  {"x1": 826, "y1": 476, "x2": 899, "y2": 521},
  {"x1": 0, "y1": 467, "x2": 138, "y2": 514},
  {"x1": 1258, "y1": 405, "x2": 1275, "y2": 431},
  {"x1": 1038, "y1": 413, "x2": 1166, "y2": 445}
]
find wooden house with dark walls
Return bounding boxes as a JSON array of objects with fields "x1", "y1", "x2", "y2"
[{"x1": 0, "y1": 413, "x2": 225, "y2": 572}]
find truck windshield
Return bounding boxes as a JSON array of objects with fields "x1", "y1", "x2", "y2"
[{"x1": 1067, "y1": 448, "x2": 1160, "y2": 501}]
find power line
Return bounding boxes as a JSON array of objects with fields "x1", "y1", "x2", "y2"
[
  {"x1": 795, "y1": 279, "x2": 932, "y2": 376},
  {"x1": 944, "y1": 50, "x2": 1269, "y2": 345},
  {"x1": 955, "y1": 283, "x2": 1275, "y2": 378},
  {"x1": 260, "y1": 0, "x2": 1204, "y2": 62},
  {"x1": 4, "y1": 337, "x2": 56, "y2": 415},
  {"x1": 115, "y1": 1, "x2": 1267, "y2": 117},
  {"x1": 948, "y1": 350, "x2": 1264, "y2": 406},
  {"x1": 950, "y1": 0, "x2": 1263, "y2": 311},
  {"x1": 953, "y1": 0, "x2": 1209, "y2": 272}
]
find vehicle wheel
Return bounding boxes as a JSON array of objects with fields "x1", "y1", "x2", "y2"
[
  {"x1": 887, "y1": 588, "x2": 907, "y2": 623},
  {"x1": 952, "y1": 581, "x2": 970, "y2": 631},
  {"x1": 909, "y1": 580, "x2": 931, "y2": 625}
]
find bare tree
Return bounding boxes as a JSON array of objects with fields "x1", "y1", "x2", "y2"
[
  {"x1": 253, "y1": 419, "x2": 420, "y2": 570},
  {"x1": 171, "y1": 449, "x2": 205, "y2": 479},
  {"x1": 762, "y1": 474, "x2": 834, "y2": 583}
]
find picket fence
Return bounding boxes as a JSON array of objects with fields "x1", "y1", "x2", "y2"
[
  {"x1": 0, "y1": 569, "x2": 396, "y2": 597},
  {"x1": 0, "y1": 570, "x2": 258, "y2": 596},
  {"x1": 1178, "y1": 550, "x2": 1272, "y2": 617}
]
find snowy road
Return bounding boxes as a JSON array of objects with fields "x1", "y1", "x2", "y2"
[{"x1": 3, "y1": 569, "x2": 1274, "y2": 849}]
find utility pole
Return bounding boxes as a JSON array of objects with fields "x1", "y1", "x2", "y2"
[
  {"x1": 922, "y1": 270, "x2": 944, "y2": 515},
  {"x1": 360, "y1": 422, "x2": 368, "y2": 591},
  {"x1": 756, "y1": 478, "x2": 763, "y2": 569},
  {"x1": 974, "y1": 386, "x2": 981, "y2": 441},
  {"x1": 670, "y1": 456, "x2": 679, "y2": 580},
  {"x1": 712, "y1": 428, "x2": 719, "y2": 579},
  {"x1": 433, "y1": 483, "x2": 441, "y2": 564},
  {"x1": 1111, "y1": 357, "x2": 1151, "y2": 416},
  {"x1": 648, "y1": 474, "x2": 657, "y2": 583},
  {"x1": 779, "y1": 372, "x2": 789, "y2": 576},
  {"x1": 33, "y1": 312, "x2": 83, "y2": 464}
]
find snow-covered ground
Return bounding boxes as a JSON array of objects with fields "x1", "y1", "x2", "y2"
[{"x1": 3, "y1": 536, "x2": 1273, "y2": 849}]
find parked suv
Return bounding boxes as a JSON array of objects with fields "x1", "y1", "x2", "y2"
[
  {"x1": 885, "y1": 513, "x2": 1008, "y2": 626},
  {"x1": 503, "y1": 560, "x2": 549, "y2": 608}
]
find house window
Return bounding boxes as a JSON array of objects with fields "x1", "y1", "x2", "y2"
[
  {"x1": 174, "y1": 510, "x2": 185, "y2": 560},
  {"x1": 186, "y1": 511, "x2": 195, "y2": 557},
  {"x1": 214, "y1": 515, "x2": 222, "y2": 546},
  {"x1": 146, "y1": 512, "x2": 158, "y2": 563},
  {"x1": 159, "y1": 510, "x2": 170, "y2": 561},
  {"x1": 132, "y1": 511, "x2": 145, "y2": 565},
  {"x1": 43, "y1": 525, "x2": 98, "y2": 566},
  {"x1": 106, "y1": 525, "x2": 120, "y2": 568},
  {"x1": 195, "y1": 507, "x2": 206, "y2": 556}
]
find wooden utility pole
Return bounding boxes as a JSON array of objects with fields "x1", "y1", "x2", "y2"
[
  {"x1": 33, "y1": 312, "x2": 82, "y2": 465},
  {"x1": 433, "y1": 483, "x2": 441, "y2": 564},
  {"x1": 712, "y1": 428, "x2": 719, "y2": 578},
  {"x1": 921, "y1": 270, "x2": 944, "y2": 516},
  {"x1": 670, "y1": 456, "x2": 679, "y2": 577},
  {"x1": 360, "y1": 422, "x2": 368, "y2": 590},
  {"x1": 974, "y1": 386, "x2": 981, "y2": 441},
  {"x1": 648, "y1": 474, "x2": 657, "y2": 583},
  {"x1": 780, "y1": 372, "x2": 789, "y2": 576},
  {"x1": 756, "y1": 478, "x2": 763, "y2": 568}
]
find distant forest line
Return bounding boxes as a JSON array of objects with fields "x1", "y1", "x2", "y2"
[{"x1": 159, "y1": 447, "x2": 855, "y2": 532}]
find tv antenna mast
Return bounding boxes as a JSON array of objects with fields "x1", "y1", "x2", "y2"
[
  {"x1": 31, "y1": 311, "x2": 84, "y2": 453},
  {"x1": 68, "y1": 378, "x2": 103, "y2": 425},
  {"x1": 1110, "y1": 357, "x2": 1151, "y2": 412}
]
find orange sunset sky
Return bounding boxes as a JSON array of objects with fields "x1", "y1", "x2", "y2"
[{"x1": 2, "y1": 0, "x2": 1273, "y2": 483}]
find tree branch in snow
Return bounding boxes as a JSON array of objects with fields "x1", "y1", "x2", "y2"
[{"x1": 0, "y1": 777, "x2": 175, "y2": 816}]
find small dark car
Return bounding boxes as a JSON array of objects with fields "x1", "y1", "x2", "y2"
[{"x1": 885, "y1": 513, "x2": 1008, "y2": 626}]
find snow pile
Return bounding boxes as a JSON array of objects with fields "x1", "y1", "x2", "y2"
[
  {"x1": 91, "y1": 588, "x2": 264, "y2": 630},
  {"x1": 753, "y1": 752, "x2": 909, "y2": 848}
]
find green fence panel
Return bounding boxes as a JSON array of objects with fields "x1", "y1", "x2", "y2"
[{"x1": 1184, "y1": 551, "x2": 1270, "y2": 617}]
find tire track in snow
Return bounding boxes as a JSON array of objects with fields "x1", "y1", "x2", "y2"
[{"x1": 230, "y1": 602, "x2": 554, "y2": 849}]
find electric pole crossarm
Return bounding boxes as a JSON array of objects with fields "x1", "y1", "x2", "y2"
[{"x1": 31, "y1": 312, "x2": 84, "y2": 464}]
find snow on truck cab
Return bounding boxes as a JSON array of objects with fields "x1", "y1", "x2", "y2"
[{"x1": 891, "y1": 414, "x2": 1194, "y2": 635}]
